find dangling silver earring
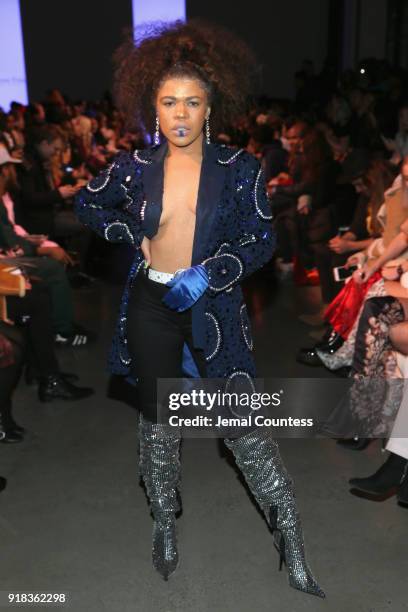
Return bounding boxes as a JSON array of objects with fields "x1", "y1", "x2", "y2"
[
  {"x1": 205, "y1": 116, "x2": 211, "y2": 144},
  {"x1": 154, "y1": 116, "x2": 160, "y2": 146}
]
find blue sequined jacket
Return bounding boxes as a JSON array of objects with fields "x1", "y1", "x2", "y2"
[{"x1": 74, "y1": 141, "x2": 276, "y2": 385}]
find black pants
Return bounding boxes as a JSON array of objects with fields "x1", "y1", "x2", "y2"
[
  {"x1": 53, "y1": 209, "x2": 92, "y2": 273},
  {"x1": 7, "y1": 284, "x2": 59, "y2": 377},
  {"x1": 273, "y1": 203, "x2": 297, "y2": 263},
  {"x1": 0, "y1": 325, "x2": 24, "y2": 411},
  {"x1": 13, "y1": 257, "x2": 74, "y2": 336},
  {"x1": 127, "y1": 270, "x2": 207, "y2": 423}
]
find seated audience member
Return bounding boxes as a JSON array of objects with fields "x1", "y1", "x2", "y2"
[
  {"x1": 246, "y1": 120, "x2": 288, "y2": 182},
  {"x1": 348, "y1": 318, "x2": 408, "y2": 504},
  {"x1": 298, "y1": 159, "x2": 405, "y2": 367},
  {"x1": 4, "y1": 280, "x2": 94, "y2": 401},
  {"x1": 0, "y1": 112, "x2": 25, "y2": 164},
  {"x1": 347, "y1": 88, "x2": 382, "y2": 150},
  {"x1": 0, "y1": 145, "x2": 93, "y2": 346},
  {"x1": 315, "y1": 156, "x2": 395, "y2": 305},
  {"x1": 268, "y1": 121, "x2": 309, "y2": 268},
  {"x1": 261, "y1": 118, "x2": 289, "y2": 182},
  {"x1": 93, "y1": 112, "x2": 119, "y2": 154},
  {"x1": 24, "y1": 103, "x2": 47, "y2": 135},
  {"x1": 0, "y1": 113, "x2": 20, "y2": 159},
  {"x1": 382, "y1": 103, "x2": 408, "y2": 166},
  {"x1": 0, "y1": 319, "x2": 25, "y2": 443},
  {"x1": 43, "y1": 89, "x2": 69, "y2": 125},
  {"x1": 18, "y1": 127, "x2": 92, "y2": 276},
  {"x1": 70, "y1": 113, "x2": 93, "y2": 165},
  {"x1": 270, "y1": 126, "x2": 338, "y2": 277},
  {"x1": 325, "y1": 92, "x2": 352, "y2": 143},
  {"x1": 18, "y1": 125, "x2": 78, "y2": 235}
]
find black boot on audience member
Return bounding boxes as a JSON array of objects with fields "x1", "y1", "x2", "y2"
[
  {"x1": 297, "y1": 330, "x2": 344, "y2": 367},
  {"x1": 296, "y1": 347, "x2": 323, "y2": 367},
  {"x1": 336, "y1": 437, "x2": 371, "y2": 451},
  {"x1": 38, "y1": 374, "x2": 94, "y2": 402},
  {"x1": 397, "y1": 467, "x2": 408, "y2": 506},
  {"x1": 0, "y1": 406, "x2": 24, "y2": 443},
  {"x1": 25, "y1": 364, "x2": 79, "y2": 386},
  {"x1": 2, "y1": 402, "x2": 25, "y2": 434},
  {"x1": 349, "y1": 452, "x2": 408, "y2": 497}
]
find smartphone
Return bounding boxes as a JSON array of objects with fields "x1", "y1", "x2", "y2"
[
  {"x1": 60, "y1": 165, "x2": 76, "y2": 186},
  {"x1": 333, "y1": 265, "x2": 358, "y2": 282},
  {"x1": 337, "y1": 226, "x2": 350, "y2": 237}
]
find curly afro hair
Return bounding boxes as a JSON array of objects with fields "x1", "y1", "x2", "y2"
[{"x1": 113, "y1": 19, "x2": 256, "y2": 134}]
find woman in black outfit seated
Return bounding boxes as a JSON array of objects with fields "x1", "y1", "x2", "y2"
[
  {"x1": 5, "y1": 283, "x2": 94, "y2": 402},
  {"x1": 0, "y1": 321, "x2": 25, "y2": 443}
]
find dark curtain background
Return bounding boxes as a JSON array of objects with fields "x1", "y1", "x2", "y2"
[{"x1": 20, "y1": 0, "x2": 132, "y2": 101}]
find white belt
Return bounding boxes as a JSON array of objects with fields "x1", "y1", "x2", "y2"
[{"x1": 147, "y1": 268, "x2": 178, "y2": 284}]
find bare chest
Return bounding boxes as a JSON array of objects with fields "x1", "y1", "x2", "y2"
[{"x1": 160, "y1": 162, "x2": 201, "y2": 225}]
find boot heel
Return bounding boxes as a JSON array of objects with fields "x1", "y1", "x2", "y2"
[
  {"x1": 279, "y1": 537, "x2": 286, "y2": 572},
  {"x1": 225, "y1": 429, "x2": 325, "y2": 598},
  {"x1": 273, "y1": 530, "x2": 286, "y2": 571},
  {"x1": 270, "y1": 507, "x2": 286, "y2": 572}
]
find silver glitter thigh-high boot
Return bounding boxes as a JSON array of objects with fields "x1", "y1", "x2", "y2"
[
  {"x1": 224, "y1": 428, "x2": 325, "y2": 598},
  {"x1": 138, "y1": 413, "x2": 182, "y2": 581}
]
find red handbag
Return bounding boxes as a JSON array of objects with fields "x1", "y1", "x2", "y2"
[{"x1": 324, "y1": 272, "x2": 382, "y2": 339}]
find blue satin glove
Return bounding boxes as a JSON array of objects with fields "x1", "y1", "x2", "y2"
[{"x1": 162, "y1": 265, "x2": 209, "y2": 312}]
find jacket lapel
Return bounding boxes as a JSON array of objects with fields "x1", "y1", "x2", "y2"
[
  {"x1": 191, "y1": 142, "x2": 227, "y2": 265},
  {"x1": 139, "y1": 140, "x2": 227, "y2": 265},
  {"x1": 141, "y1": 141, "x2": 167, "y2": 206}
]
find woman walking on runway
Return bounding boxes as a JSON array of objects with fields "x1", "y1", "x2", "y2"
[{"x1": 75, "y1": 20, "x2": 324, "y2": 597}]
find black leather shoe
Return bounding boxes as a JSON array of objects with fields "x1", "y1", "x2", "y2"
[
  {"x1": 7, "y1": 421, "x2": 25, "y2": 435},
  {"x1": 0, "y1": 413, "x2": 24, "y2": 443},
  {"x1": 316, "y1": 325, "x2": 333, "y2": 345},
  {"x1": 297, "y1": 330, "x2": 345, "y2": 367},
  {"x1": 0, "y1": 402, "x2": 25, "y2": 434},
  {"x1": 397, "y1": 468, "x2": 408, "y2": 506},
  {"x1": 0, "y1": 429, "x2": 24, "y2": 443},
  {"x1": 349, "y1": 453, "x2": 408, "y2": 497},
  {"x1": 296, "y1": 347, "x2": 323, "y2": 366},
  {"x1": 38, "y1": 374, "x2": 94, "y2": 402},
  {"x1": 26, "y1": 365, "x2": 79, "y2": 386},
  {"x1": 315, "y1": 330, "x2": 344, "y2": 353},
  {"x1": 0, "y1": 476, "x2": 7, "y2": 492},
  {"x1": 336, "y1": 438, "x2": 371, "y2": 451}
]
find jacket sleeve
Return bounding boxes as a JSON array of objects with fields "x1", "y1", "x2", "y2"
[
  {"x1": 203, "y1": 156, "x2": 276, "y2": 293},
  {"x1": 74, "y1": 152, "x2": 142, "y2": 247}
]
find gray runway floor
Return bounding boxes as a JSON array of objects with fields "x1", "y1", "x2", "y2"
[{"x1": 0, "y1": 275, "x2": 407, "y2": 612}]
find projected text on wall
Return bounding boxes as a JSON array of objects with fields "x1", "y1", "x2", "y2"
[{"x1": 0, "y1": 0, "x2": 28, "y2": 110}]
